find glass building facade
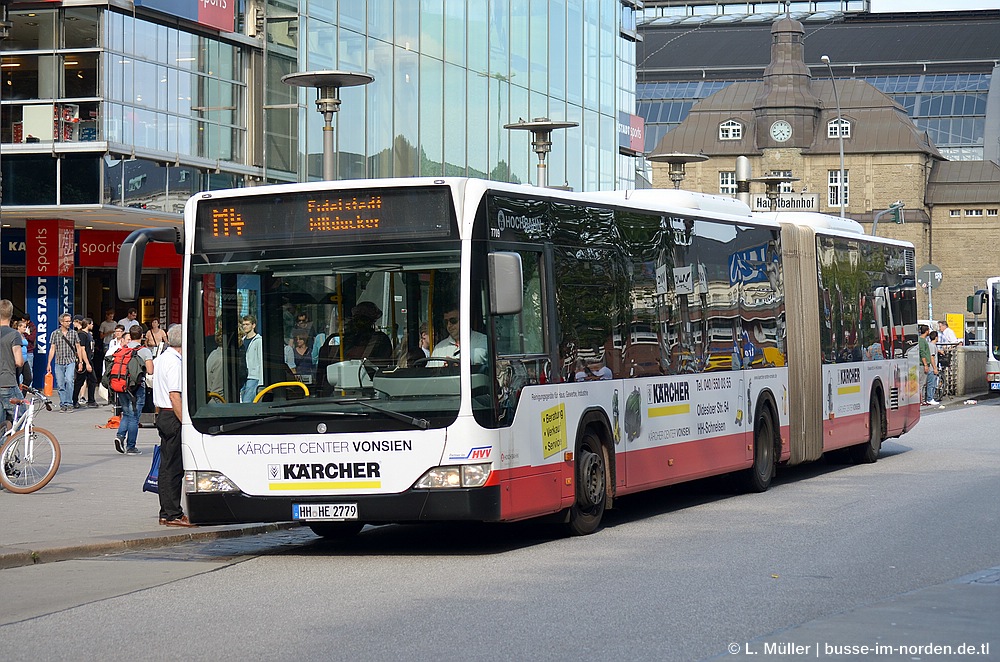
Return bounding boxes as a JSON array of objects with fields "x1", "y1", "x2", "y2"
[
  {"x1": 0, "y1": 0, "x2": 638, "y2": 327},
  {"x1": 271, "y1": 0, "x2": 636, "y2": 190},
  {"x1": 0, "y1": 0, "x2": 637, "y2": 217}
]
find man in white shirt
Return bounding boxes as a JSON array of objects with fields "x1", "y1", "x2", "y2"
[
  {"x1": 937, "y1": 320, "x2": 960, "y2": 345},
  {"x1": 152, "y1": 323, "x2": 193, "y2": 527},
  {"x1": 430, "y1": 307, "x2": 487, "y2": 365},
  {"x1": 118, "y1": 308, "x2": 141, "y2": 334}
]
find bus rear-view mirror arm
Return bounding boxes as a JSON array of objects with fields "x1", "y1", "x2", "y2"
[
  {"x1": 488, "y1": 251, "x2": 523, "y2": 316},
  {"x1": 117, "y1": 227, "x2": 183, "y2": 302}
]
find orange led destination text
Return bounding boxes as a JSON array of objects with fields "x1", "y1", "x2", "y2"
[
  {"x1": 211, "y1": 207, "x2": 245, "y2": 237},
  {"x1": 307, "y1": 195, "x2": 382, "y2": 233}
]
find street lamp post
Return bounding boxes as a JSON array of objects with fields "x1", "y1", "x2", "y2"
[
  {"x1": 647, "y1": 152, "x2": 709, "y2": 189},
  {"x1": 750, "y1": 173, "x2": 799, "y2": 212},
  {"x1": 281, "y1": 70, "x2": 374, "y2": 181},
  {"x1": 504, "y1": 117, "x2": 578, "y2": 188},
  {"x1": 821, "y1": 55, "x2": 846, "y2": 219}
]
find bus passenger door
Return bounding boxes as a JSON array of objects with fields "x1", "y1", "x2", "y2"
[{"x1": 489, "y1": 245, "x2": 564, "y2": 519}]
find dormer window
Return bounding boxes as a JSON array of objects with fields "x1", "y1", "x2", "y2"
[
  {"x1": 719, "y1": 120, "x2": 743, "y2": 140},
  {"x1": 827, "y1": 118, "x2": 851, "y2": 139}
]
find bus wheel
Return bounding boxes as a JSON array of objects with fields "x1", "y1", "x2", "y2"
[
  {"x1": 307, "y1": 522, "x2": 364, "y2": 539},
  {"x1": 850, "y1": 396, "x2": 883, "y2": 464},
  {"x1": 741, "y1": 406, "x2": 776, "y2": 493},
  {"x1": 566, "y1": 430, "x2": 607, "y2": 536}
]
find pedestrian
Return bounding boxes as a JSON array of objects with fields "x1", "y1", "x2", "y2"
[
  {"x1": 22, "y1": 315, "x2": 36, "y2": 377},
  {"x1": 145, "y1": 318, "x2": 167, "y2": 352},
  {"x1": 104, "y1": 324, "x2": 126, "y2": 410},
  {"x1": 114, "y1": 326, "x2": 154, "y2": 455},
  {"x1": 105, "y1": 324, "x2": 126, "y2": 358},
  {"x1": 239, "y1": 314, "x2": 262, "y2": 403},
  {"x1": 72, "y1": 317, "x2": 99, "y2": 408},
  {"x1": 0, "y1": 300, "x2": 25, "y2": 424},
  {"x1": 154, "y1": 323, "x2": 194, "y2": 526},
  {"x1": 937, "y1": 319, "x2": 960, "y2": 345},
  {"x1": 46, "y1": 312, "x2": 86, "y2": 412},
  {"x1": 14, "y1": 319, "x2": 29, "y2": 366},
  {"x1": 96, "y1": 309, "x2": 117, "y2": 384},
  {"x1": 926, "y1": 329, "x2": 940, "y2": 406},
  {"x1": 917, "y1": 324, "x2": 930, "y2": 406},
  {"x1": 206, "y1": 329, "x2": 226, "y2": 403},
  {"x1": 936, "y1": 319, "x2": 959, "y2": 376},
  {"x1": 118, "y1": 307, "x2": 141, "y2": 334}
]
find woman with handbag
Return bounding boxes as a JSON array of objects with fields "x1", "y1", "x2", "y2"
[{"x1": 145, "y1": 318, "x2": 168, "y2": 353}]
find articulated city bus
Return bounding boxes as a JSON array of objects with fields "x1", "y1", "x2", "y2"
[
  {"x1": 985, "y1": 277, "x2": 1000, "y2": 392},
  {"x1": 119, "y1": 178, "x2": 921, "y2": 537}
]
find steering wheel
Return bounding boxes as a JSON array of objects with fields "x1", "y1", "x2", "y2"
[{"x1": 413, "y1": 356, "x2": 460, "y2": 367}]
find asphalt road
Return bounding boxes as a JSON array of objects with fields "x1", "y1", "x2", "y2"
[{"x1": 0, "y1": 397, "x2": 997, "y2": 661}]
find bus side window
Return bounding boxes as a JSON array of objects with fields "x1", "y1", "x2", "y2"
[{"x1": 492, "y1": 250, "x2": 546, "y2": 423}]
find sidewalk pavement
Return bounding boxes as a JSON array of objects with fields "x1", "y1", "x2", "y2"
[{"x1": 0, "y1": 399, "x2": 293, "y2": 570}]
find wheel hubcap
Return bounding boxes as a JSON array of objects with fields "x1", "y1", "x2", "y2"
[{"x1": 580, "y1": 449, "x2": 605, "y2": 506}]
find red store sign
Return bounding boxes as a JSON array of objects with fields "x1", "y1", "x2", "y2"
[
  {"x1": 77, "y1": 230, "x2": 182, "y2": 269},
  {"x1": 26, "y1": 219, "x2": 75, "y2": 277}
]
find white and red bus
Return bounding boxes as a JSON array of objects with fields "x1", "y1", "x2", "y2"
[
  {"x1": 983, "y1": 277, "x2": 1000, "y2": 392},
  {"x1": 119, "y1": 178, "x2": 921, "y2": 536}
]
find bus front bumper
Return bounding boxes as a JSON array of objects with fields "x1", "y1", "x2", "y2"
[{"x1": 186, "y1": 485, "x2": 502, "y2": 525}]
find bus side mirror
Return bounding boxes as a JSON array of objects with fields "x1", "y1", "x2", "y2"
[
  {"x1": 488, "y1": 251, "x2": 523, "y2": 316},
  {"x1": 967, "y1": 290, "x2": 986, "y2": 315},
  {"x1": 117, "y1": 228, "x2": 183, "y2": 301}
]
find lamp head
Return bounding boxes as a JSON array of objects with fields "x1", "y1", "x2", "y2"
[{"x1": 821, "y1": 55, "x2": 831, "y2": 65}]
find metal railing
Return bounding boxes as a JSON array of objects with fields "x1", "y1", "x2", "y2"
[{"x1": 936, "y1": 342, "x2": 960, "y2": 399}]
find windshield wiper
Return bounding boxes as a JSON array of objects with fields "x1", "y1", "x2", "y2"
[
  {"x1": 208, "y1": 410, "x2": 364, "y2": 435},
  {"x1": 335, "y1": 398, "x2": 430, "y2": 430},
  {"x1": 208, "y1": 415, "x2": 295, "y2": 435}
]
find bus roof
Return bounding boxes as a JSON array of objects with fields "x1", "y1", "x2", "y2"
[
  {"x1": 755, "y1": 211, "x2": 865, "y2": 235},
  {"x1": 188, "y1": 178, "x2": 906, "y2": 246}
]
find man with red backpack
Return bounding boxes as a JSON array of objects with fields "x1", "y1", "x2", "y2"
[{"x1": 106, "y1": 326, "x2": 154, "y2": 455}]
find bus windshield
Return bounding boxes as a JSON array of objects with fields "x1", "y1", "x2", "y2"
[{"x1": 188, "y1": 248, "x2": 485, "y2": 432}]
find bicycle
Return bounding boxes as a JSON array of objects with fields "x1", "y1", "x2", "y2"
[{"x1": 1, "y1": 384, "x2": 61, "y2": 493}]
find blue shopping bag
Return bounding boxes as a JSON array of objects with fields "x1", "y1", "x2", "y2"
[{"x1": 143, "y1": 445, "x2": 161, "y2": 493}]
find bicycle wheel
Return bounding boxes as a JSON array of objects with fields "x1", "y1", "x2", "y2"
[{"x1": 0, "y1": 427, "x2": 61, "y2": 494}]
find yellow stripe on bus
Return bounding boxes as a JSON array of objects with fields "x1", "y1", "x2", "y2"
[
  {"x1": 837, "y1": 385, "x2": 861, "y2": 395},
  {"x1": 648, "y1": 404, "x2": 691, "y2": 417},
  {"x1": 269, "y1": 481, "x2": 382, "y2": 491}
]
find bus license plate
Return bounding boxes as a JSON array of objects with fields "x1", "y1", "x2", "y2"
[
  {"x1": 990, "y1": 382, "x2": 1000, "y2": 391},
  {"x1": 293, "y1": 503, "x2": 358, "y2": 521}
]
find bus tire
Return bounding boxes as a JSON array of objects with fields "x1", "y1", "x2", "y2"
[
  {"x1": 850, "y1": 395, "x2": 883, "y2": 464},
  {"x1": 566, "y1": 429, "x2": 608, "y2": 536},
  {"x1": 740, "y1": 406, "x2": 776, "y2": 493},
  {"x1": 307, "y1": 522, "x2": 364, "y2": 539}
]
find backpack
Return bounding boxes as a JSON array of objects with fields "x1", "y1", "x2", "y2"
[{"x1": 102, "y1": 345, "x2": 145, "y2": 394}]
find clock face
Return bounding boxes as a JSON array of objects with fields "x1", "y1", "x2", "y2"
[{"x1": 770, "y1": 120, "x2": 792, "y2": 142}]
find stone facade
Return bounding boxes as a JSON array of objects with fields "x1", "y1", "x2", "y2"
[{"x1": 649, "y1": 16, "x2": 1000, "y2": 335}]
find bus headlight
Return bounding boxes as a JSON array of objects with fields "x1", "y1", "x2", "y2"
[
  {"x1": 414, "y1": 463, "x2": 491, "y2": 489},
  {"x1": 184, "y1": 470, "x2": 239, "y2": 493}
]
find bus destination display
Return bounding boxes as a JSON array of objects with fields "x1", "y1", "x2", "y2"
[{"x1": 195, "y1": 187, "x2": 455, "y2": 251}]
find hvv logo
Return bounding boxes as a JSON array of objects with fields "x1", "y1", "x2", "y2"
[{"x1": 449, "y1": 447, "x2": 492, "y2": 461}]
